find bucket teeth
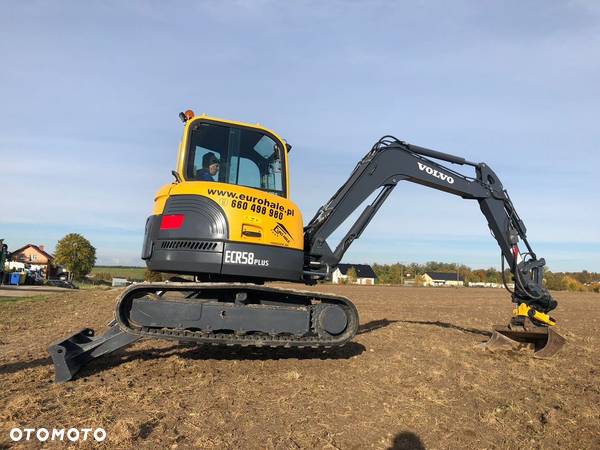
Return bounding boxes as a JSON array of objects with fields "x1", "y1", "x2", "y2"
[{"x1": 481, "y1": 324, "x2": 566, "y2": 358}]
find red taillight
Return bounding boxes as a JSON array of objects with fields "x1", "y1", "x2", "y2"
[{"x1": 160, "y1": 214, "x2": 185, "y2": 230}]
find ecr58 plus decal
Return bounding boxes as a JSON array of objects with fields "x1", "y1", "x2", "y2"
[
  {"x1": 417, "y1": 162, "x2": 455, "y2": 184},
  {"x1": 224, "y1": 250, "x2": 269, "y2": 266}
]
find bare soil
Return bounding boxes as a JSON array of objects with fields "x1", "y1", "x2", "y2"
[
  {"x1": 0, "y1": 286, "x2": 72, "y2": 298},
  {"x1": 1, "y1": 285, "x2": 599, "y2": 449}
]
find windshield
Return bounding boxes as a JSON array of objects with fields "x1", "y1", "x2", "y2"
[{"x1": 185, "y1": 121, "x2": 286, "y2": 196}]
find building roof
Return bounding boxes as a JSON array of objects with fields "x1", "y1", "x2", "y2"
[
  {"x1": 424, "y1": 271, "x2": 464, "y2": 282},
  {"x1": 336, "y1": 264, "x2": 377, "y2": 279},
  {"x1": 9, "y1": 244, "x2": 54, "y2": 261}
]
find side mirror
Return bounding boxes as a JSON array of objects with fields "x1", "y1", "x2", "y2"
[{"x1": 171, "y1": 170, "x2": 183, "y2": 183}]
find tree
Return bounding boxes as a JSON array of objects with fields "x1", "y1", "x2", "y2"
[
  {"x1": 346, "y1": 266, "x2": 358, "y2": 284},
  {"x1": 563, "y1": 276, "x2": 585, "y2": 292},
  {"x1": 485, "y1": 267, "x2": 500, "y2": 284},
  {"x1": 544, "y1": 271, "x2": 567, "y2": 291},
  {"x1": 0, "y1": 239, "x2": 8, "y2": 272},
  {"x1": 54, "y1": 233, "x2": 96, "y2": 281}
]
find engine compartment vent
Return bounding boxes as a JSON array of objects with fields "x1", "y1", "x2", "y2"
[{"x1": 159, "y1": 240, "x2": 220, "y2": 252}]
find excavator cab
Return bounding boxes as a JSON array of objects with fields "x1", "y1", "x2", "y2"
[
  {"x1": 141, "y1": 113, "x2": 306, "y2": 282},
  {"x1": 184, "y1": 120, "x2": 286, "y2": 195}
]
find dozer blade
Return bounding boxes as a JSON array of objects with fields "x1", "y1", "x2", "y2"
[
  {"x1": 481, "y1": 325, "x2": 566, "y2": 359},
  {"x1": 48, "y1": 320, "x2": 140, "y2": 383}
]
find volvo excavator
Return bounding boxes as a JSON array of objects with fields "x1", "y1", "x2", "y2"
[{"x1": 49, "y1": 111, "x2": 566, "y2": 382}]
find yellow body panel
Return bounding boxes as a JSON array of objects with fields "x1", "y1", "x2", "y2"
[
  {"x1": 169, "y1": 182, "x2": 304, "y2": 250},
  {"x1": 152, "y1": 113, "x2": 303, "y2": 250},
  {"x1": 152, "y1": 184, "x2": 172, "y2": 216}
]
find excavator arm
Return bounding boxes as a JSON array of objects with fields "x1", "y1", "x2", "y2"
[{"x1": 303, "y1": 136, "x2": 558, "y2": 317}]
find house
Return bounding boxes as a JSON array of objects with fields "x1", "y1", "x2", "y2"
[
  {"x1": 422, "y1": 271, "x2": 464, "y2": 287},
  {"x1": 332, "y1": 264, "x2": 377, "y2": 285},
  {"x1": 9, "y1": 244, "x2": 57, "y2": 279}
]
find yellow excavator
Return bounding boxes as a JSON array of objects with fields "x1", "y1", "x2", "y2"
[{"x1": 49, "y1": 110, "x2": 565, "y2": 382}]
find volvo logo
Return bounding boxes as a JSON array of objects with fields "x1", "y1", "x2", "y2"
[{"x1": 417, "y1": 162, "x2": 455, "y2": 184}]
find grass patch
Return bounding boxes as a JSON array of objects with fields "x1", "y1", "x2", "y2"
[
  {"x1": 76, "y1": 283, "x2": 112, "y2": 291},
  {"x1": 0, "y1": 295, "x2": 49, "y2": 304},
  {"x1": 91, "y1": 266, "x2": 146, "y2": 281}
]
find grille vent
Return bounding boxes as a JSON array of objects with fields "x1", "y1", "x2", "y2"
[{"x1": 160, "y1": 240, "x2": 218, "y2": 251}]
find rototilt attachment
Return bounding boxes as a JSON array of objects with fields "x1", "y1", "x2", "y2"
[
  {"x1": 48, "y1": 320, "x2": 140, "y2": 383},
  {"x1": 482, "y1": 304, "x2": 566, "y2": 358}
]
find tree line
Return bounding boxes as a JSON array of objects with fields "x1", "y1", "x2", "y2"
[{"x1": 371, "y1": 261, "x2": 600, "y2": 292}]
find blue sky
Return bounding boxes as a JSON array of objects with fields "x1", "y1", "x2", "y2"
[{"x1": 1, "y1": 1, "x2": 599, "y2": 271}]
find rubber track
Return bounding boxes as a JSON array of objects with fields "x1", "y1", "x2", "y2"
[{"x1": 114, "y1": 282, "x2": 359, "y2": 348}]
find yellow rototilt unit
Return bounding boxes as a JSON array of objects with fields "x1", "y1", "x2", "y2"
[{"x1": 49, "y1": 111, "x2": 566, "y2": 382}]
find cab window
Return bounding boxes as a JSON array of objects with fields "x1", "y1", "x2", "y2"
[{"x1": 186, "y1": 122, "x2": 286, "y2": 196}]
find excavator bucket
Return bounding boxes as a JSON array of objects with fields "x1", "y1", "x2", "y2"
[{"x1": 481, "y1": 324, "x2": 566, "y2": 359}]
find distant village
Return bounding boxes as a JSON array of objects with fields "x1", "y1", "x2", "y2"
[
  {"x1": 331, "y1": 263, "x2": 512, "y2": 288},
  {"x1": 331, "y1": 262, "x2": 599, "y2": 292}
]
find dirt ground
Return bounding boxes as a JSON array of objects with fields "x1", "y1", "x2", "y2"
[
  {"x1": 0, "y1": 286, "x2": 73, "y2": 298},
  {"x1": 1, "y1": 285, "x2": 599, "y2": 449}
]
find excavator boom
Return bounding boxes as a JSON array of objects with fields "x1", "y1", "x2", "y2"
[
  {"x1": 304, "y1": 136, "x2": 556, "y2": 314},
  {"x1": 302, "y1": 135, "x2": 563, "y2": 356}
]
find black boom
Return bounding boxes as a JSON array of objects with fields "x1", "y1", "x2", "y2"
[{"x1": 303, "y1": 136, "x2": 557, "y2": 313}]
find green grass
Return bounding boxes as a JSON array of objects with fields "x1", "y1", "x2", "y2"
[
  {"x1": 91, "y1": 266, "x2": 146, "y2": 281},
  {"x1": 76, "y1": 283, "x2": 112, "y2": 291},
  {"x1": 0, "y1": 295, "x2": 49, "y2": 304}
]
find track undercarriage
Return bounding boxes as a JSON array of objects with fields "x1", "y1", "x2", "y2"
[{"x1": 49, "y1": 283, "x2": 359, "y2": 382}]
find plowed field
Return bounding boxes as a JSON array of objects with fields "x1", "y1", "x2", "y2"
[{"x1": 1, "y1": 285, "x2": 599, "y2": 449}]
